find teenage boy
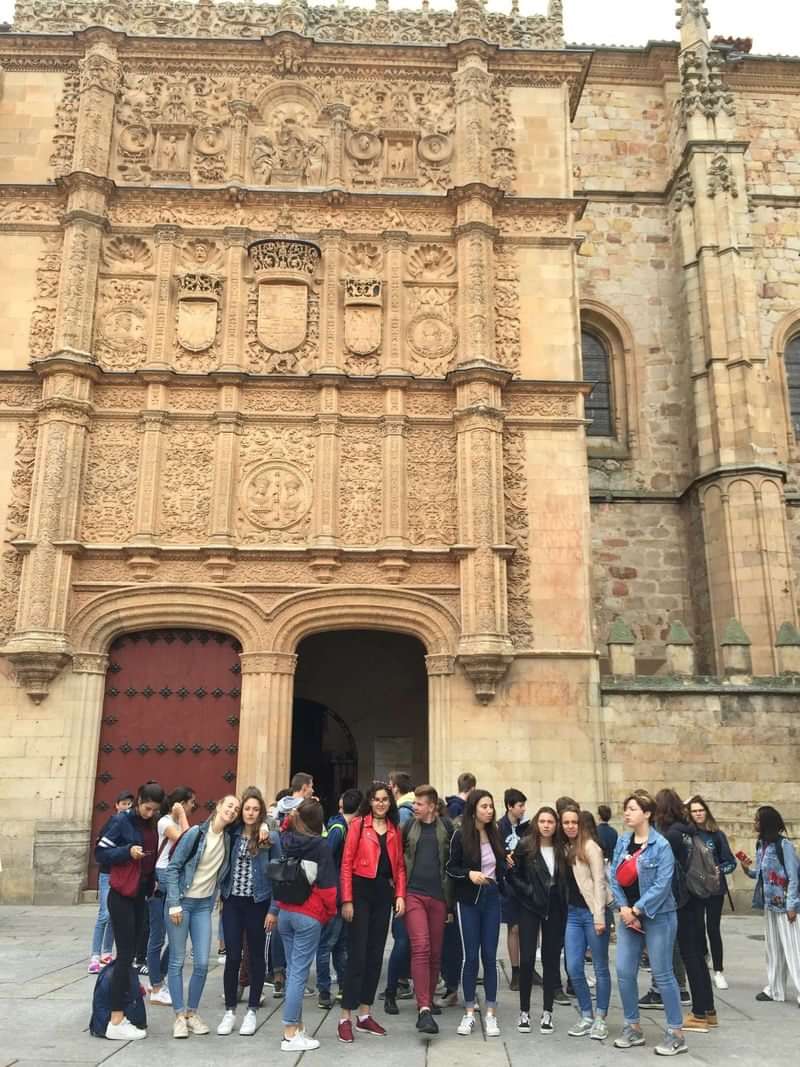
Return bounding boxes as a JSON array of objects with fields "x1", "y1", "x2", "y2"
[
  {"x1": 384, "y1": 772, "x2": 415, "y2": 1006},
  {"x1": 596, "y1": 804, "x2": 618, "y2": 863},
  {"x1": 445, "y1": 772, "x2": 476, "y2": 822},
  {"x1": 316, "y1": 788, "x2": 362, "y2": 1008},
  {"x1": 403, "y1": 785, "x2": 454, "y2": 1035},
  {"x1": 276, "y1": 772, "x2": 314, "y2": 826},
  {"x1": 390, "y1": 772, "x2": 416, "y2": 827},
  {"x1": 498, "y1": 789, "x2": 529, "y2": 990}
]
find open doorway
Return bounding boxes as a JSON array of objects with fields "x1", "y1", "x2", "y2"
[{"x1": 292, "y1": 630, "x2": 428, "y2": 818}]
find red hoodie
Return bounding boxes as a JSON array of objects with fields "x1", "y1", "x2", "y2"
[{"x1": 278, "y1": 830, "x2": 338, "y2": 925}]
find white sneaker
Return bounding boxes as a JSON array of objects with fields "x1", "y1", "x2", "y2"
[
  {"x1": 281, "y1": 1032, "x2": 320, "y2": 1051},
  {"x1": 485, "y1": 1013, "x2": 500, "y2": 1037},
  {"x1": 150, "y1": 986, "x2": 172, "y2": 1006},
  {"x1": 173, "y1": 1014, "x2": 189, "y2": 1039},
  {"x1": 106, "y1": 1018, "x2": 146, "y2": 1041},
  {"x1": 239, "y1": 1009, "x2": 257, "y2": 1036},
  {"x1": 713, "y1": 972, "x2": 729, "y2": 990},
  {"x1": 457, "y1": 1013, "x2": 475, "y2": 1036},
  {"x1": 517, "y1": 1012, "x2": 531, "y2": 1033},
  {"x1": 185, "y1": 1012, "x2": 210, "y2": 1035},
  {"x1": 217, "y1": 1010, "x2": 236, "y2": 1035}
]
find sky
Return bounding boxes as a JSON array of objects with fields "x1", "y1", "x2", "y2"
[{"x1": 0, "y1": 1, "x2": 797, "y2": 56}]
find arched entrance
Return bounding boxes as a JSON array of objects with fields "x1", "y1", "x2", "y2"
[
  {"x1": 292, "y1": 630, "x2": 428, "y2": 814},
  {"x1": 88, "y1": 628, "x2": 242, "y2": 887}
]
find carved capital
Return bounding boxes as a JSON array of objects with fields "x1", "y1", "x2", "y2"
[
  {"x1": 425, "y1": 653, "x2": 456, "y2": 677},
  {"x1": 240, "y1": 651, "x2": 297, "y2": 676},
  {"x1": 72, "y1": 652, "x2": 110, "y2": 676}
]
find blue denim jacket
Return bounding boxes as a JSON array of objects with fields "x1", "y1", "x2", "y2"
[
  {"x1": 220, "y1": 825, "x2": 282, "y2": 912},
  {"x1": 744, "y1": 837, "x2": 799, "y2": 913},
  {"x1": 610, "y1": 827, "x2": 677, "y2": 919},
  {"x1": 163, "y1": 818, "x2": 231, "y2": 910}
]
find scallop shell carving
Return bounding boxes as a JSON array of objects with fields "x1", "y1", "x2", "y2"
[
  {"x1": 102, "y1": 235, "x2": 153, "y2": 272},
  {"x1": 407, "y1": 244, "x2": 456, "y2": 280}
]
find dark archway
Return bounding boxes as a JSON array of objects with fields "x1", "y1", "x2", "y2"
[{"x1": 292, "y1": 630, "x2": 428, "y2": 818}]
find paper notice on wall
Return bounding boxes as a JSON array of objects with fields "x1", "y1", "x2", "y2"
[{"x1": 373, "y1": 737, "x2": 413, "y2": 783}]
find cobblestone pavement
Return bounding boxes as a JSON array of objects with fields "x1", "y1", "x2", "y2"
[{"x1": 1, "y1": 906, "x2": 797, "y2": 1066}]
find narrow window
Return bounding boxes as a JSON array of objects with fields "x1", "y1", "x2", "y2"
[
  {"x1": 582, "y1": 329, "x2": 613, "y2": 437},
  {"x1": 786, "y1": 334, "x2": 800, "y2": 436}
]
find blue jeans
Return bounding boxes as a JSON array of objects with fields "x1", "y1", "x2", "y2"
[
  {"x1": 90, "y1": 873, "x2": 115, "y2": 957},
  {"x1": 146, "y1": 894, "x2": 169, "y2": 985},
  {"x1": 270, "y1": 924, "x2": 286, "y2": 971},
  {"x1": 167, "y1": 894, "x2": 214, "y2": 1013},
  {"x1": 278, "y1": 909, "x2": 322, "y2": 1026},
  {"x1": 616, "y1": 911, "x2": 682, "y2": 1031},
  {"x1": 386, "y1": 915, "x2": 410, "y2": 994},
  {"x1": 457, "y1": 882, "x2": 501, "y2": 1008},
  {"x1": 565, "y1": 905, "x2": 611, "y2": 1017},
  {"x1": 316, "y1": 913, "x2": 347, "y2": 993}
]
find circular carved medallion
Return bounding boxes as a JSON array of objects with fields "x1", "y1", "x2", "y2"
[
  {"x1": 418, "y1": 133, "x2": 453, "y2": 164},
  {"x1": 118, "y1": 124, "x2": 152, "y2": 155},
  {"x1": 346, "y1": 131, "x2": 382, "y2": 162},
  {"x1": 194, "y1": 126, "x2": 226, "y2": 156},
  {"x1": 241, "y1": 461, "x2": 311, "y2": 530},
  {"x1": 99, "y1": 307, "x2": 147, "y2": 352},
  {"x1": 407, "y1": 312, "x2": 458, "y2": 361}
]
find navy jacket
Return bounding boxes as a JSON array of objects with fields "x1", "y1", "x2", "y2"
[{"x1": 95, "y1": 809, "x2": 145, "y2": 868}]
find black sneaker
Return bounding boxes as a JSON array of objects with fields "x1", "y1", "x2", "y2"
[
  {"x1": 273, "y1": 974, "x2": 285, "y2": 998},
  {"x1": 397, "y1": 980, "x2": 414, "y2": 1000},
  {"x1": 755, "y1": 991, "x2": 774, "y2": 1002},
  {"x1": 430, "y1": 1004, "x2": 442, "y2": 1016},
  {"x1": 416, "y1": 1009, "x2": 439, "y2": 1035},
  {"x1": 318, "y1": 990, "x2": 333, "y2": 1010},
  {"x1": 639, "y1": 990, "x2": 663, "y2": 1010},
  {"x1": 384, "y1": 992, "x2": 399, "y2": 1015},
  {"x1": 553, "y1": 990, "x2": 572, "y2": 1006},
  {"x1": 680, "y1": 990, "x2": 691, "y2": 1005}
]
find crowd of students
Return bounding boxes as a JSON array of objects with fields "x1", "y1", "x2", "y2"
[{"x1": 90, "y1": 771, "x2": 800, "y2": 1055}]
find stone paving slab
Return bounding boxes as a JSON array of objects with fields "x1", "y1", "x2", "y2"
[{"x1": 2, "y1": 905, "x2": 799, "y2": 1067}]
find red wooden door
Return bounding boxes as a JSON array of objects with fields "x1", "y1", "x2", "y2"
[{"x1": 88, "y1": 629, "x2": 242, "y2": 888}]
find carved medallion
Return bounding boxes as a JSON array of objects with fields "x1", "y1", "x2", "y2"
[
  {"x1": 418, "y1": 133, "x2": 453, "y2": 165},
  {"x1": 346, "y1": 131, "x2": 382, "y2": 162},
  {"x1": 257, "y1": 283, "x2": 308, "y2": 353},
  {"x1": 344, "y1": 279, "x2": 382, "y2": 357},
  {"x1": 177, "y1": 274, "x2": 222, "y2": 353},
  {"x1": 102, "y1": 235, "x2": 153, "y2": 273},
  {"x1": 407, "y1": 312, "x2": 457, "y2": 364},
  {"x1": 240, "y1": 461, "x2": 311, "y2": 531},
  {"x1": 98, "y1": 307, "x2": 148, "y2": 369}
]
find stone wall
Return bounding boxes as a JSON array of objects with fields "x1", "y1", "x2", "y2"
[{"x1": 601, "y1": 681, "x2": 800, "y2": 906}]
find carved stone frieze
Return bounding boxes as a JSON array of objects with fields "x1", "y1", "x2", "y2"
[
  {"x1": 28, "y1": 234, "x2": 63, "y2": 360},
  {"x1": 80, "y1": 421, "x2": 140, "y2": 543},
  {"x1": 707, "y1": 153, "x2": 739, "y2": 198},
  {"x1": 679, "y1": 47, "x2": 735, "y2": 125},
  {"x1": 406, "y1": 427, "x2": 457, "y2": 547},
  {"x1": 49, "y1": 67, "x2": 80, "y2": 178},
  {"x1": 14, "y1": 1, "x2": 565, "y2": 49},
  {"x1": 493, "y1": 243, "x2": 521, "y2": 378},
  {"x1": 159, "y1": 423, "x2": 215, "y2": 542},
  {"x1": 407, "y1": 244, "x2": 456, "y2": 282},
  {"x1": 490, "y1": 81, "x2": 517, "y2": 194},
  {"x1": 503, "y1": 428, "x2": 533, "y2": 649},
  {"x1": 338, "y1": 424, "x2": 383, "y2": 545},
  {"x1": 673, "y1": 168, "x2": 696, "y2": 212},
  {"x1": 0, "y1": 418, "x2": 38, "y2": 644},
  {"x1": 237, "y1": 425, "x2": 315, "y2": 544},
  {"x1": 406, "y1": 284, "x2": 458, "y2": 379},
  {"x1": 242, "y1": 387, "x2": 315, "y2": 415},
  {"x1": 93, "y1": 385, "x2": 147, "y2": 411}
]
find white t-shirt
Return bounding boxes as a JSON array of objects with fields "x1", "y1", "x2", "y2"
[
  {"x1": 185, "y1": 826, "x2": 225, "y2": 899},
  {"x1": 541, "y1": 845, "x2": 555, "y2": 877},
  {"x1": 156, "y1": 814, "x2": 179, "y2": 870}
]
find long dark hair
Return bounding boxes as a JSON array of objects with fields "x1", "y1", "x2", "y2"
[
  {"x1": 163, "y1": 785, "x2": 195, "y2": 816},
  {"x1": 357, "y1": 781, "x2": 399, "y2": 826},
  {"x1": 519, "y1": 805, "x2": 564, "y2": 874},
  {"x1": 136, "y1": 781, "x2": 165, "y2": 827},
  {"x1": 755, "y1": 805, "x2": 787, "y2": 846},
  {"x1": 560, "y1": 805, "x2": 595, "y2": 865},
  {"x1": 239, "y1": 786, "x2": 268, "y2": 855},
  {"x1": 654, "y1": 788, "x2": 687, "y2": 831},
  {"x1": 687, "y1": 794, "x2": 719, "y2": 833},
  {"x1": 460, "y1": 789, "x2": 505, "y2": 866}
]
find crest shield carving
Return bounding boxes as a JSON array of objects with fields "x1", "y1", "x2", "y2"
[
  {"x1": 177, "y1": 274, "x2": 222, "y2": 353},
  {"x1": 257, "y1": 282, "x2": 308, "y2": 353},
  {"x1": 344, "y1": 278, "x2": 382, "y2": 357}
]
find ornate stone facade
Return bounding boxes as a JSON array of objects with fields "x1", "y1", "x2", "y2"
[{"x1": 0, "y1": 1, "x2": 799, "y2": 902}]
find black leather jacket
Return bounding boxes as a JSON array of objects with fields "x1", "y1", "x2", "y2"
[{"x1": 507, "y1": 842, "x2": 560, "y2": 918}]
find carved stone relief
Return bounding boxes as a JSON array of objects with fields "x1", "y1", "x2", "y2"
[
  {"x1": 102, "y1": 235, "x2": 154, "y2": 273},
  {"x1": 159, "y1": 423, "x2": 214, "y2": 542},
  {"x1": 494, "y1": 243, "x2": 522, "y2": 378},
  {"x1": 503, "y1": 429, "x2": 534, "y2": 649},
  {"x1": 49, "y1": 67, "x2": 80, "y2": 178},
  {"x1": 406, "y1": 427, "x2": 457, "y2": 547},
  {"x1": 246, "y1": 239, "x2": 321, "y2": 374},
  {"x1": 80, "y1": 420, "x2": 139, "y2": 543},
  {"x1": 94, "y1": 278, "x2": 152, "y2": 371},
  {"x1": 344, "y1": 278, "x2": 382, "y2": 376},
  {"x1": 237, "y1": 425, "x2": 315, "y2": 544},
  {"x1": 0, "y1": 418, "x2": 37, "y2": 644},
  {"x1": 338, "y1": 424, "x2": 383, "y2": 545},
  {"x1": 490, "y1": 82, "x2": 517, "y2": 194},
  {"x1": 174, "y1": 273, "x2": 223, "y2": 371},
  {"x1": 28, "y1": 235, "x2": 63, "y2": 361},
  {"x1": 405, "y1": 285, "x2": 458, "y2": 379},
  {"x1": 250, "y1": 98, "x2": 328, "y2": 187}
]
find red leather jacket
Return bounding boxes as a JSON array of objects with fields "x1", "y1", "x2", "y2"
[{"x1": 340, "y1": 814, "x2": 407, "y2": 904}]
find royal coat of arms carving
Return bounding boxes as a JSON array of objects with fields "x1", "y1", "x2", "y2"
[
  {"x1": 248, "y1": 238, "x2": 321, "y2": 355},
  {"x1": 176, "y1": 274, "x2": 222, "y2": 353},
  {"x1": 344, "y1": 278, "x2": 382, "y2": 357}
]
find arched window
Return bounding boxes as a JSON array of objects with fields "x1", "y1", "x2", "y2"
[
  {"x1": 581, "y1": 329, "x2": 613, "y2": 437},
  {"x1": 785, "y1": 333, "x2": 800, "y2": 436}
]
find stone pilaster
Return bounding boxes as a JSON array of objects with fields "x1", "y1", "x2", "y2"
[
  {"x1": 452, "y1": 51, "x2": 492, "y2": 187},
  {"x1": 318, "y1": 230, "x2": 345, "y2": 374},
  {"x1": 73, "y1": 30, "x2": 122, "y2": 178},
  {"x1": 454, "y1": 197, "x2": 496, "y2": 365},
  {"x1": 426, "y1": 654, "x2": 456, "y2": 799},
  {"x1": 207, "y1": 386, "x2": 243, "y2": 560},
  {"x1": 324, "y1": 102, "x2": 349, "y2": 187},
  {"x1": 382, "y1": 231, "x2": 407, "y2": 375},
  {"x1": 309, "y1": 384, "x2": 341, "y2": 579},
  {"x1": 222, "y1": 228, "x2": 248, "y2": 371},
  {"x1": 238, "y1": 652, "x2": 296, "y2": 798},
  {"x1": 149, "y1": 226, "x2": 181, "y2": 369},
  {"x1": 227, "y1": 99, "x2": 250, "y2": 183}
]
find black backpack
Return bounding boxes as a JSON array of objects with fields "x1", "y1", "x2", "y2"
[
  {"x1": 89, "y1": 962, "x2": 146, "y2": 1037},
  {"x1": 682, "y1": 833, "x2": 721, "y2": 899},
  {"x1": 268, "y1": 856, "x2": 312, "y2": 905}
]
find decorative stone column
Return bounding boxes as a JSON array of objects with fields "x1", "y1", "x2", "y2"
[
  {"x1": 323, "y1": 102, "x2": 349, "y2": 187},
  {"x1": 426, "y1": 653, "x2": 455, "y2": 794},
  {"x1": 309, "y1": 383, "x2": 341, "y2": 581},
  {"x1": 221, "y1": 227, "x2": 249, "y2": 371},
  {"x1": 382, "y1": 231, "x2": 407, "y2": 375},
  {"x1": 227, "y1": 99, "x2": 250, "y2": 183},
  {"x1": 238, "y1": 652, "x2": 296, "y2": 797},
  {"x1": 149, "y1": 226, "x2": 181, "y2": 369},
  {"x1": 450, "y1": 362, "x2": 513, "y2": 703},
  {"x1": 73, "y1": 30, "x2": 122, "y2": 177},
  {"x1": 452, "y1": 49, "x2": 492, "y2": 188},
  {"x1": 317, "y1": 229, "x2": 345, "y2": 374}
]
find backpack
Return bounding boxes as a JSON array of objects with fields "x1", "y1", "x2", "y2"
[
  {"x1": 267, "y1": 856, "x2": 313, "y2": 905},
  {"x1": 683, "y1": 833, "x2": 721, "y2": 899},
  {"x1": 89, "y1": 961, "x2": 146, "y2": 1037}
]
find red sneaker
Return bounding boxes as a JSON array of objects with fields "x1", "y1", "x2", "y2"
[
  {"x1": 355, "y1": 1015, "x2": 386, "y2": 1036},
  {"x1": 338, "y1": 1019, "x2": 355, "y2": 1043}
]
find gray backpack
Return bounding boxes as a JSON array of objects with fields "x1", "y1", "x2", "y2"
[{"x1": 684, "y1": 834, "x2": 721, "y2": 899}]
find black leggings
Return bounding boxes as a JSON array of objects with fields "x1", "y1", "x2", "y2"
[
  {"x1": 701, "y1": 894, "x2": 725, "y2": 972},
  {"x1": 222, "y1": 895, "x2": 269, "y2": 1009},
  {"x1": 518, "y1": 893, "x2": 564, "y2": 1014},
  {"x1": 342, "y1": 875, "x2": 393, "y2": 1011},
  {"x1": 677, "y1": 896, "x2": 715, "y2": 1016},
  {"x1": 107, "y1": 887, "x2": 147, "y2": 1013}
]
